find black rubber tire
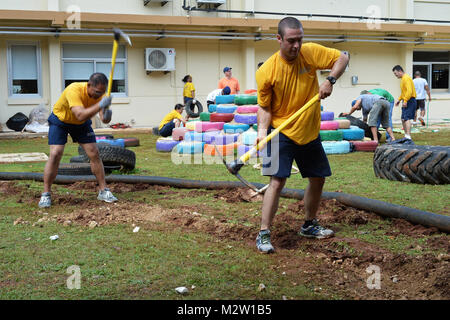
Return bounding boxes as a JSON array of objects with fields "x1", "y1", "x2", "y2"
[
  {"x1": 185, "y1": 100, "x2": 203, "y2": 118},
  {"x1": 78, "y1": 142, "x2": 110, "y2": 156},
  {"x1": 58, "y1": 163, "x2": 93, "y2": 176},
  {"x1": 373, "y1": 144, "x2": 450, "y2": 185},
  {"x1": 123, "y1": 137, "x2": 140, "y2": 147},
  {"x1": 70, "y1": 155, "x2": 88, "y2": 163},
  {"x1": 339, "y1": 114, "x2": 381, "y2": 141},
  {"x1": 78, "y1": 143, "x2": 136, "y2": 170}
]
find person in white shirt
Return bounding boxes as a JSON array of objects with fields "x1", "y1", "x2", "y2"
[
  {"x1": 413, "y1": 71, "x2": 432, "y2": 126},
  {"x1": 206, "y1": 86, "x2": 231, "y2": 106}
]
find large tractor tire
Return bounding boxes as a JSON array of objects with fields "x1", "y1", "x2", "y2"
[{"x1": 373, "y1": 144, "x2": 450, "y2": 185}]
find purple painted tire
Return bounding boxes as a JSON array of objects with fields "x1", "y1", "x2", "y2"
[
  {"x1": 156, "y1": 139, "x2": 180, "y2": 152},
  {"x1": 210, "y1": 133, "x2": 240, "y2": 145},
  {"x1": 202, "y1": 131, "x2": 223, "y2": 144},
  {"x1": 321, "y1": 111, "x2": 334, "y2": 121},
  {"x1": 237, "y1": 144, "x2": 261, "y2": 158},
  {"x1": 234, "y1": 114, "x2": 257, "y2": 125}
]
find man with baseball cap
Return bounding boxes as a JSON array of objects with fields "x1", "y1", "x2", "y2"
[{"x1": 218, "y1": 67, "x2": 240, "y2": 95}]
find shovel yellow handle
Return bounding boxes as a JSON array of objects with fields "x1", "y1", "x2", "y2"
[
  {"x1": 107, "y1": 40, "x2": 119, "y2": 97},
  {"x1": 239, "y1": 94, "x2": 320, "y2": 164}
]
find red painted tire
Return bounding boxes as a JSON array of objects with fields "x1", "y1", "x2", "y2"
[
  {"x1": 236, "y1": 105, "x2": 259, "y2": 114},
  {"x1": 172, "y1": 127, "x2": 190, "y2": 141},
  {"x1": 210, "y1": 113, "x2": 235, "y2": 123},
  {"x1": 195, "y1": 122, "x2": 225, "y2": 132},
  {"x1": 122, "y1": 137, "x2": 140, "y2": 147},
  {"x1": 351, "y1": 140, "x2": 379, "y2": 152},
  {"x1": 320, "y1": 120, "x2": 339, "y2": 130}
]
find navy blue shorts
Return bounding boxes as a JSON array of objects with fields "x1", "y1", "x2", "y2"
[
  {"x1": 47, "y1": 113, "x2": 96, "y2": 145},
  {"x1": 262, "y1": 128, "x2": 332, "y2": 178},
  {"x1": 401, "y1": 98, "x2": 417, "y2": 121},
  {"x1": 159, "y1": 121, "x2": 175, "y2": 137}
]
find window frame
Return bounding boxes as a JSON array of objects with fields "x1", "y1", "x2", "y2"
[
  {"x1": 7, "y1": 41, "x2": 42, "y2": 98},
  {"x1": 413, "y1": 50, "x2": 450, "y2": 93},
  {"x1": 61, "y1": 42, "x2": 128, "y2": 97}
]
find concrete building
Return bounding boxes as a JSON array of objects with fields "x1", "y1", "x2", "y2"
[{"x1": 0, "y1": 0, "x2": 449, "y2": 128}]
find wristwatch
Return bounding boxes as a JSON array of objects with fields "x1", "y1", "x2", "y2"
[{"x1": 326, "y1": 76, "x2": 337, "y2": 85}]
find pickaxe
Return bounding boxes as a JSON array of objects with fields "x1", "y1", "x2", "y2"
[{"x1": 215, "y1": 94, "x2": 320, "y2": 193}]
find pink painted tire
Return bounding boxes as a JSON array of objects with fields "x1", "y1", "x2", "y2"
[
  {"x1": 234, "y1": 114, "x2": 257, "y2": 125},
  {"x1": 210, "y1": 113, "x2": 234, "y2": 123},
  {"x1": 195, "y1": 121, "x2": 225, "y2": 132},
  {"x1": 350, "y1": 140, "x2": 379, "y2": 152},
  {"x1": 236, "y1": 105, "x2": 259, "y2": 114},
  {"x1": 320, "y1": 120, "x2": 340, "y2": 130},
  {"x1": 172, "y1": 127, "x2": 190, "y2": 141}
]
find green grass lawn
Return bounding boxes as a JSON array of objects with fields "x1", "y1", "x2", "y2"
[{"x1": 0, "y1": 129, "x2": 449, "y2": 300}]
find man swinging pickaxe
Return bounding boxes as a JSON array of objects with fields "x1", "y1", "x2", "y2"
[{"x1": 101, "y1": 28, "x2": 132, "y2": 123}]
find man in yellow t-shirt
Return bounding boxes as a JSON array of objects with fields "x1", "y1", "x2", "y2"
[
  {"x1": 158, "y1": 104, "x2": 188, "y2": 137},
  {"x1": 38, "y1": 73, "x2": 118, "y2": 208},
  {"x1": 254, "y1": 17, "x2": 349, "y2": 253},
  {"x1": 393, "y1": 65, "x2": 417, "y2": 140}
]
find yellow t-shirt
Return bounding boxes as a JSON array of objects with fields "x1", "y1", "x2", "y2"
[
  {"x1": 183, "y1": 82, "x2": 195, "y2": 98},
  {"x1": 399, "y1": 74, "x2": 417, "y2": 103},
  {"x1": 159, "y1": 110, "x2": 183, "y2": 130},
  {"x1": 52, "y1": 82, "x2": 103, "y2": 125},
  {"x1": 256, "y1": 43, "x2": 341, "y2": 145}
]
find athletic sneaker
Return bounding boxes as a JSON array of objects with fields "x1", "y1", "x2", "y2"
[
  {"x1": 38, "y1": 192, "x2": 51, "y2": 208},
  {"x1": 299, "y1": 219, "x2": 334, "y2": 239},
  {"x1": 97, "y1": 188, "x2": 118, "y2": 203},
  {"x1": 256, "y1": 229, "x2": 275, "y2": 254}
]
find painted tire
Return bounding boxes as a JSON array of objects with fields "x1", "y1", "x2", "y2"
[
  {"x1": 223, "y1": 123, "x2": 250, "y2": 134},
  {"x1": 195, "y1": 122, "x2": 224, "y2": 132},
  {"x1": 319, "y1": 130, "x2": 343, "y2": 141},
  {"x1": 351, "y1": 140, "x2": 379, "y2": 152},
  {"x1": 236, "y1": 105, "x2": 259, "y2": 114},
  {"x1": 122, "y1": 137, "x2": 140, "y2": 147},
  {"x1": 234, "y1": 95, "x2": 258, "y2": 105},
  {"x1": 172, "y1": 127, "x2": 190, "y2": 141},
  {"x1": 321, "y1": 141, "x2": 351, "y2": 154},
  {"x1": 184, "y1": 131, "x2": 204, "y2": 142},
  {"x1": 96, "y1": 138, "x2": 125, "y2": 148},
  {"x1": 210, "y1": 113, "x2": 234, "y2": 123},
  {"x1": 202, "y1": 131, "x2": 223, "y2": 144},
  {"x1": 242, "y1": 131, "x2": 257, "y2": 146},
  {"x1": 335, "y1": 118, "x2": 351, "y2": 129},
  {"x1": 209, "y1": 133, "x2": 240, "y2": 145},
  {"x1": 185, "y1": 100, "x2": 203, "y2": 118},
  {"x1": 215, "y1": 95, "x2": 235, "y2": 105},
  {"x1": 199, "y1": 112, "x2": 210, "y2": 121},
  {"x1": 156, "y1": 139, "x2": 180, "y2": 152},
  {"x1": 176, "y1": 141, "x2": 205, "y2": 154},
  {"x1": 208, "y1": 104, "x2": 217, "y2": 113},
  {"x1": 216, "y1": 105, "x2": 237, "y2": 114},
  {"x1": 321, "y1": 111, "x2": 334, "y2": 121},
  {"x1": 237, "y1": 144, "x2": 261, "y2": 158},
  {"x1": 185, "y1": 121, "x2": 200, "y2": 131},
  {"x1": 95, "y1": 134, "x2": 114, "y2": 140},
  {"x1": 253, "y1": 124, "x2": 258, "y2": 131},
  {"x1": 338, "y1": 126, "x2": 365, "y2": 141},
  {"x1": 244, "y1": 89, "x2": 257, "y2": 94},
  {"x1": 203, "y1": 143, "x2": 238, "y2": 156},
  {"x1": 320, "y1": 120, "x2": 340, "y2": 130},
  {"x1": 234, "y1": 113, "x2": 257, "y2": 125}
]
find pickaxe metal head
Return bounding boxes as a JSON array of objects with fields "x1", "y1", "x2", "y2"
[{"x1": 113, "y1": 28, "x2": 132, "y2": 46}]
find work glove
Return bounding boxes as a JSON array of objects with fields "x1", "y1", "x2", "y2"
[
  {"x1": 102, "y1": 109, "x2": 112, "y2": 124},
  {"x1": 99, "y1": 96, "x2": 112, "y2": 111}
]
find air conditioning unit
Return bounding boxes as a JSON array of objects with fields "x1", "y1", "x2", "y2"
[{"x1": 145, "y1": 48, "x2": 176, "y2": 72}]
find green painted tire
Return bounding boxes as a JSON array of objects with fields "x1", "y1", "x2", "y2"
[
  {"x1": 319, "y1": 130, "x2": 343, "y2": 141},
  {"x1": 200, "y1": 112, "x2": 210, "y2": 121},
  {"x1": 234, "y1": 95, "x2": 258, "y2": 105}
]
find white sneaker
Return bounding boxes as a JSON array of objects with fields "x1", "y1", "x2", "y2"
[
  {"x1": 97, "y1": 188, "x2": 118, "y2": 203},
  {"x1": 38, "y1": 192, "x2": 51, "y2": 208}
]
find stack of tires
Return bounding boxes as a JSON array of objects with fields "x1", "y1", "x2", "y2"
[
  {"x1": 335, "y1": 116, "x2": 378, "y2": 152},
  {"x1": 65, "y1": 134, "x2": 137, "y2": 175}
]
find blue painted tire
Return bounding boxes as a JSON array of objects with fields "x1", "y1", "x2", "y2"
[
  {"x1": 242, "y1": 131, "x2": 257, "y2": 145},
  {"x1": 216, "y1": 105, "x2": 237, "y2": 114},
  {"x1": 215, "y1": 95, "x2": 236, "y2": 104},
  {"x1": 208, "y1": 104, "x2": 217, "y2": 113},
  {"x1": 223, "y1": 123, "x2": 250, "y2": 134},
  {"x1": 338, "y1": 126, "x2": 365, "y2": 141},
  {"x1": 184, "y1": 131, "x2": 204, "y2": 142},
  {"x1": 156, "y1": 139, "x2": 180, "y2": 152},
  {"x1": 234, "y1": 113, "x2": 257, "y2": 125},
  {"x1": 96, "y1": 138, "x2": 125, "y2": 148},
  {"x1": 176, "y1": 141, "x2": 205, "y2": 154},
  {"x1": 322, "y1": 141, "x2": 351, "y2": 154},
  {"x1": 321, "y1": 111, "x2": 334, "y2": 121}
]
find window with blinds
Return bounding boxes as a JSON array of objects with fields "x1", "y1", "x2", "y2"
[{"x1": 7, "y1": 43, "x2": 41, "y2": 96}]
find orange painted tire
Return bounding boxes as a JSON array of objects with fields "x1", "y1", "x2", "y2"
[
  {"x1": 210, "y1": 113, "x2": 235, "y2": 123},
  {"x1": 203, "y1": 143, "x2": 238, "y2": 156}
]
